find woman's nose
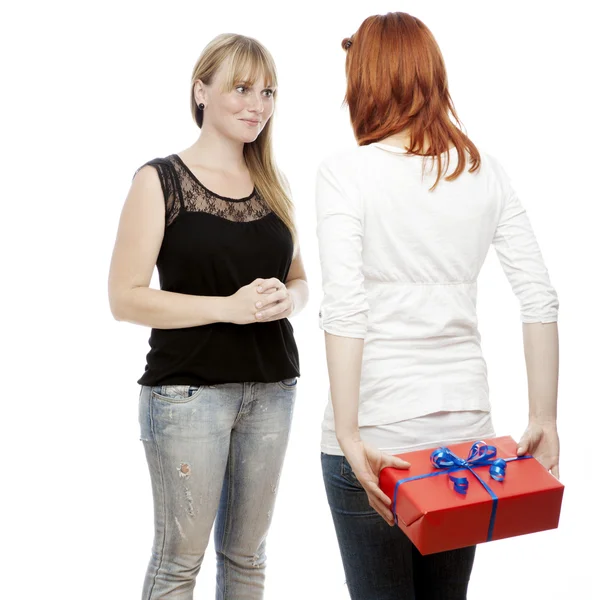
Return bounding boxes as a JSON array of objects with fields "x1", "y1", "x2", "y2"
[{"x1": 247, "y1": 92, "x2": 264, "y2": 113}]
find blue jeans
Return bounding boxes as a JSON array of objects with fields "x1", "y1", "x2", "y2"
[
  {"x1": 139, "y1": 380, "x2": 297, "y2": 599},
  {"x1": 321, "y1": 453, "x2": 476, "y2": 600}
]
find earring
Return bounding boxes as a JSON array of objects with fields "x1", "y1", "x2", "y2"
[{"x1": 195, "y1": 103, "x2": 205, "y2": 128}]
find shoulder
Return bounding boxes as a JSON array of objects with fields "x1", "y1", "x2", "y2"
[
  {"x1": 316, "y1": 145, "x2": 374, "y2": 181},
  {"x1": 477, "y1": 149, "x2": 504, "y2": 175},
  {"x1": 315, "y1": 147, "x2": 370, "y2": 212},
  {"x1": 131, "y1": 161, "x2": 161, "y2": 189},
  {"x1": 134, "y1": 155, "x2": 175, "y2": 178},
  {"x1": 474, "y1": 149, "x2": 515, "y2": 196},
  {"x1": 317, "y1": 144, "x2": 373, "y2": 170},
  {"x1": 132, "y1": 155, "x2": 179, "y2": 195},
  {"x1": 123, "y1": 159, "x2": 166, "y2": 218}
]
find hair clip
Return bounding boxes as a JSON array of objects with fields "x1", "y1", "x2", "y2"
[{"x1": 344, "y1": 39, "x2": 353, "y2": 50}]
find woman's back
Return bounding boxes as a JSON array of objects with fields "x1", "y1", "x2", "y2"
[
  {"x1": 316, "y1": 142, "x2": 558, "y2": 427},
  {"x1": 318, "y1": 13, "x2": 560, "y2": 595}
]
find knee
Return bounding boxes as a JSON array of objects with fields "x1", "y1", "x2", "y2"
[
  {"x1": 218, "y1": 545, "x2": 267, "y2": 570},
  {"x1": 144, "y1": 549, "x2": 205, "y2": 597}
]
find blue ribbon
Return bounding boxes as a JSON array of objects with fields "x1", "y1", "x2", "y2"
[{"x1": 391, "y1": 441, "x2": 532, "y2": 541}]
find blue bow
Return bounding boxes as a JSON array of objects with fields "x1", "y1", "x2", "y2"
[
  {"x1": 430, "y1": 441, "x2": 508, "y2": 495},
  {"x1": 391, "y1": 441, "x2": 532, "y2": 542}
]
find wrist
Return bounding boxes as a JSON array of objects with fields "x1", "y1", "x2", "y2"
[
  {"x1": 215, "y1": 295, "x2": 232, "y2": 324},
  {"x1": 336, "y1": 428, "x2": 361, "y2": 446},
  {"x1": 286, "y1": 279, "x2": 307, "y2": 318},
  {"x1": 285, "y1": 283, "x2": 297, "y2": 317},
  {"x1": 528, "y1": 416, "x2": 557, "y2": 428}
]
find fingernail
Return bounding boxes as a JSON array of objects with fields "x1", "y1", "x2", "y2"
[
  {"x1": 517, "y1": 447, "x2": 523, "y2": 454},
  {"x1": 256, "y1": 302, "x2": 262, "y2": 308},
  {"x1": 257, "y1": 286, "x2": 262, "y2": 292},
  {"x1": 256, "y1": 312, "x2": 262, "y2": 318}
]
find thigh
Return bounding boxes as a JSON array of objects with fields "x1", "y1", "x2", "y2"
[
  {"x1": 139, "y1": 384, "x2": 241, "y2": 554},
  {"x1": 215, "y1": 381, "x2": 296, "y2": 554},
  {"x1": 413, "y1": 544, "x2": 476, "y2": 600},
  {"x1": 321, "y1": 453, "x2": 416, "y2": 600}
]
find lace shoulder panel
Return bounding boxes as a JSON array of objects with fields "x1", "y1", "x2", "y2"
[{"x1": 167, "y1": 154, "x2": 272, "y2": 223}]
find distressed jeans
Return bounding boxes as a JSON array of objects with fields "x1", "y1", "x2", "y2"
[{"x1": 138, "y1": 380, "x2": 297, "y2": 599}]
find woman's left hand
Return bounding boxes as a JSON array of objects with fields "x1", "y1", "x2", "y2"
[{"x1": 254, "y1": 277, "x2": 294, "y2": 322}]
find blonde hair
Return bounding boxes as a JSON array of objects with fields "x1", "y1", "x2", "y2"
[{"x1": 190, "y1": 34, "x2": 297, "y2": 250}]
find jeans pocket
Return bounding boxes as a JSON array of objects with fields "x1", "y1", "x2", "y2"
[
  {"x1": 340, "y1": 456, "x2": 363, "y2": 488},
  {"x1": 151, "y1": 384, "x2": 205, "y2": 404},
  {"x1": 277, "y1": 377, "x2": 298, "y2": 391}
]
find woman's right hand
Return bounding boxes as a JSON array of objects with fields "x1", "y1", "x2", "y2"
[
  {"x1": 225, "y1": 278, "x2": 271, "y2": 325},
  {"x1": 339, "y1": 435, "x2": 411, "y2": 526},
  {"x1": 517, "y1": 421, "x2": 560, "y2": 479}
]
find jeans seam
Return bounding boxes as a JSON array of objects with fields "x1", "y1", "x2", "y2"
[
  {"x1": 231, "y1": 384, "x2": 249, "y2": 429},
  {"x1": 220, "y1": 442, "x2": 235, "y2": 598},
  {"x1": 340, "y1": 456, "x2": 363, "y2": 488},
  {"x1": 145, "y1": 395, "x2": 168, "y2": 600}
]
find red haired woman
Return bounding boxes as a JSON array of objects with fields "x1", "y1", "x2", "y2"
[{"x1": 317, "y1": 12, "x2": 559, "y2": 599}]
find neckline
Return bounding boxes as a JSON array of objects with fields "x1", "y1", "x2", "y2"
[
  {"x1": 171, "y1": 154, "x2": 257, "y2": 203},
  {"x1": 371, "y1": 142, "x2": 457, "y2": 155},
  {"x1": 372, "y1": 142, "x2": 410, "y2": 154}
]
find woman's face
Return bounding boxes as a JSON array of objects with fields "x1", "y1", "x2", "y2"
[{"x1": 195, "y1": 62, "x2": 276, "y2": 144}]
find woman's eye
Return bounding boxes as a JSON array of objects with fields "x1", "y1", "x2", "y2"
[
  {"x1": 263, "y1": 89, "x2": 274, "y2": 97},
  {"x1": 235, "y1": 85, "x2": 247, "y2": 93}
]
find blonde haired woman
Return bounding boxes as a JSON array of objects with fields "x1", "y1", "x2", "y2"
[{"x1": 108, "y1": 34, "x2": 308, "y2": 599}]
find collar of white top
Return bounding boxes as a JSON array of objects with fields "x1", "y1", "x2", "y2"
[
  {"x1": 372, "y1": 142, "x2": 409, "y2": 153},
  {"x1": 372, "y1": 142, "x2": 458, "y2": 155}
]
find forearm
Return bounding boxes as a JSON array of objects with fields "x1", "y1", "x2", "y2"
[
  {"x1": 523, "y1": 322, "x2": 559, "y2": 423},
  {"x1": 286, "y1": 277, "x2": 309, "y2": 317},
  {"x1": 111, "y1": 286, "x2": 230, "y2": 329},
  {"x1": 324, "y1": 332, "x2": 364, "y2": 443}
]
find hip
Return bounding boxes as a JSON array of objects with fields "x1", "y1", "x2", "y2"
[{"x1": 139, "y1": 378, "x2": 298, "y2": 442}]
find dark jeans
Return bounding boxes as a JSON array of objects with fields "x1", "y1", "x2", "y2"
[{"x1": 321, "y1": 453, "x2": 476, "y2": 600}]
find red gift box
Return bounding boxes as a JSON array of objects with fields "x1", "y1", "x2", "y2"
[{"x1": 379, "y1": 436, "x2": 564, "y2": 555}]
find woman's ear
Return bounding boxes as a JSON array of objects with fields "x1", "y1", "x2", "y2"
[{"x1": 193, "y1": 79, "x2": 207, "y2": 106}]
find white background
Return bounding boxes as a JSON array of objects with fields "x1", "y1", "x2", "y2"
[{"x1": 2, "y1": 0, "x2": 599, "y2": 597}]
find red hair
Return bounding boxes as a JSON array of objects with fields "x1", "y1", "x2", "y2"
[{"x1": 343, "y1": 12, "x2": 480, "y2": 189}]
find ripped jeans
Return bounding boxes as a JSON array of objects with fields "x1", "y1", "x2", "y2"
[{"x1": 138, "y1": 380, "x2": 297, "y2": 599}]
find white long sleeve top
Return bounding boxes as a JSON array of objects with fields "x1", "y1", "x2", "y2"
[{"x1": 316, "y1": 142, "x2": 558, "y2": 453}]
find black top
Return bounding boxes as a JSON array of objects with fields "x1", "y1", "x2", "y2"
[{"x1": 136, "y1": 154, "x2": 300, "y2": 386}]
